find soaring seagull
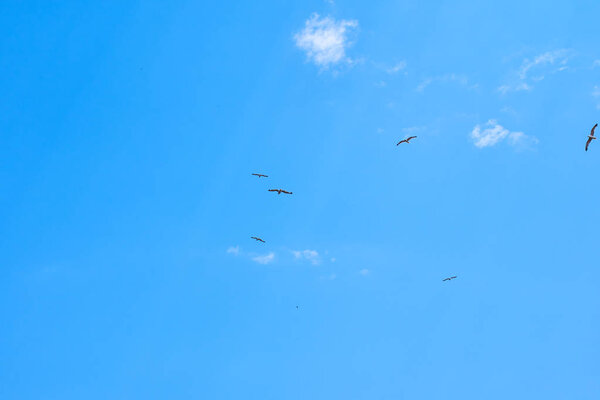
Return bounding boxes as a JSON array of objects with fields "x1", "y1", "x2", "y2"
[
  {"x1": 250, "y1": 236, "x2": 265, "y2": 243},
  {"x1": 268, "y1": 189, "x2": 293, "y2": 195},
  {"x1": 585, "y1": 124, "x2": 598, "y2": 151},
  {"x1": 397, "y1": 136, "x2": 417, "y2": 145},
  {"x1": 252, "y1": 173, "x2": 268, "y2": 178},
  {"x1": 442, "y1": 276, "x2": 457, "y2": 282}
]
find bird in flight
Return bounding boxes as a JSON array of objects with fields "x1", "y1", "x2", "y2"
[
  {"x1": 268, "y1": 189, "x2": 293, "y2": 195},
  {"x1": 250, "y1": 236, "x2": 265, "y2": 243},
  {"x1": 397, "y1": 136, "x2": 417, "y2": 145},
  {"x1": 585, "y1": 124, "x2": 598, "y2": 151},
  {"x1": 252, "y1": 173, "x2": 268, "y2": 178},
  {"x1": 296, "y1": 305, "x2": 299, "y2": 309},
  {"x1": 442, "y1": 276, "x2": 457, "y2": 282}
]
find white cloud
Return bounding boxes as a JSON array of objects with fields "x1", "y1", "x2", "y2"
[
  {"x1": 499, "y1": 49, "x2": 570, "y2": 93},
  {"x1": 402, "y1": 126, "x2": 426, "y2": 134},
  {"x1": 593, "y1": 86, "x2": 600, "y2": 109},
  {"x1": 498, "y1": 82, "x2": 531, "y2": 94},
  {"x1": 330, "y1": 257, "x2": 336, "y2": 263},
  {"x1": 227, "y1": 246, "x2": 240, "y2": 255},
  {"x1": 500, "y1": 106, "x2": 517, "y2": 116},
  {"x1": 359, "y1": 268, "x2": 370, "y2": 276},
  {"x1": 320, "y1": 273, "x2": 337, "y2": 280},
  {"x1": 253, "y1": 252, "x2": 275, "y2": 265},
  {"x1": 416, "y1": 78, "x2": 433, "y2": 92},
  {"x1": 593, "y1": 60, "x2": 600, "y2": 68},
  {"x1": 470, "y1": 120, "x2": 537, "y2": 149},
  {"x1": 292, "y1": 249, "x2": 321, "y2": 265},
  {"x1": 416, "y1": 73, "x2": 470, "y2": 92},
  {"x1": 294, "y1": 13, "x2": 358, "y2": 68},
  {"x1": 386, "y1": 61, "x2": 407, "y2": 74}
]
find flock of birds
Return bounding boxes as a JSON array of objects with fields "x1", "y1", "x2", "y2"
[{"x1": 246, "y1": 123, "x2": 599, "y2": 287}]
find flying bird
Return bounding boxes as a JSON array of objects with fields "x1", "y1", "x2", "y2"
[
  {"x1": 585, "y1": 124, "x2": 598, "y2": 151},
  {"x1": 250, "y1": 236, "x2": 265, "y2": 243},
  {"x1": 397, "y1": 136, "x2": 417, "y2": 145},
  {"x1": 252, "y1": 173, "x2": 268, "y2": 178},
  {"x1": 442, "y1": 276, "x2": 457, "y2": 282},
  {"x1": 268, "y1": 189, "x2": 292, "y2": 195}
]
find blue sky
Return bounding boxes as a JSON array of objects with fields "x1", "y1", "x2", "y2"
[{"x1": 1, "y1": 1, "x2": 600, "y2": 398}]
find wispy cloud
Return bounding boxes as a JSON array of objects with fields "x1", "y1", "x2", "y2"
[
  {"x1": 593, "y1": 85, "x2": 600, "y2": 109},
  {"x1": 498, "y1": 49, "x2": 571, "y2": 93},
  {"x1": 359, "y1": 268, "x2": 370, "y2": 276},
  {"x1": 294, "y1": 13, "x2": 358, "y2": 69},
  {"x1": 500, "y1": 106, "x2": 518, "y2": 116},
  {"x1": 292, "y1": 249, "x2": 321, "y2": 265},
  {"x1": 227, "y1": 246, "x2": 240, "y2": 255},
  {"x1": 320, "y1": 273, "x2": 337, "y2": 281},
  {"x1": 252, "y1": 252, "x2": 275, "y2": 265},
  {"x1": 401, "y1": 126, "x2": 426, "y2": 135},
  {"x1": 416, "y1": 73, "x2": 471, "y2": 92},
  {"x1": 385, "y1": 61, "x2": 407, "y2": 74},
  {"x1": 470, "y1": 120, "x2": 538, "y2": 149}
]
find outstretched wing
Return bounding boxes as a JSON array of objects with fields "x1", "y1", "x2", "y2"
[
  {"x1": 592, "y1": 123, "x2": 598, "y2": 137},
  {"x1": 396, "y1": 140, "x2": 406, "y2": 146},
  {"x1": 282, "y1": 190, "x2": 292, "y2": 194},
  {"x1": 408, "y1": 136, "x2": 417, "y2": 141},
  {"x1": 586, "y1": 137, "x2": 592, "y2": 151}
]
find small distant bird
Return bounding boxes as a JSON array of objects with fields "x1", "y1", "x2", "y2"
[
  {"x1": 296, "y1": 305, "x2": 299, "y2": 309},
  {"x1": 442, "y1": 276, "x2": 457, "y2": 282},
  {"x1": 250, "y1": 236, "x2": 265, "y2": 243},
  {"x1": 585, "y1": 124, "x2": 598, "y2": 151},
  {"x1": 268, "y1": 189, "x2": 292, "y2": 195},
  {"x1": 252, "y1": 173, "x2": 268, "y2": 178},
  {"x1": 397, "y1": 136, "x2": 417, "y2": 145}
]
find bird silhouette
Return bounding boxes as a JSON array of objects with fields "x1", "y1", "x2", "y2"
[
  {"x1": 250, "y1": 236, "x2": 265, "y2": 243},
  {"x1": 442, "y1": 276, "x2": 457, "y2": 282},
  {"x1": 252, "y1": 173, "x2": 268, "y2": 178},
  {"x1": 585, "y1": 124, "x2": 597, "y2": 151},
  {"x1": 397, "y1": 136, "x2": 417, "y2": 145},
  {"x1": 268, "y1": 189, "x2": 292, "y2": 195}
]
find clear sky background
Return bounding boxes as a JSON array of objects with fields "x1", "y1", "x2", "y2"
[{"x1": 1, "y1": 1, "x2": 600, "y2": 398}]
